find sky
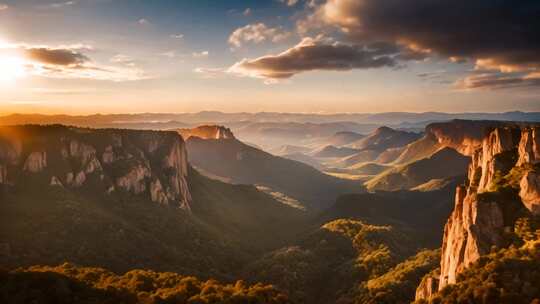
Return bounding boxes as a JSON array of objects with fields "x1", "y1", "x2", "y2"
[{"x1": 0, "y1": 0, "x2": 539, "y2": 115}]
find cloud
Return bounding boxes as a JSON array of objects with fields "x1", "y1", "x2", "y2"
[
  {"x1": 228, "y1": 23, "x2": 292, "y2": 48},
  {"x1": 228, "y1": 36, "x2": 398, "y2": 79},
  {"x1": 0, "y1": 3, "x2": 8, "y2": 10},
  {"x1": 194, "y1": 67, "x2": 227, "y2": 79},
  {"x1": 455, "y1": 72, "x2": 540, "y2": 90},
  {"x1": 304, "y1": 0, "x2": 540, "y2": 74},
  {"x1": 0, "y1": 42, "x2": 148, "y2": 82},
  {"x1": 279, "y1": 0, "x2": 299, "y2": 6},
  {"x1": 138, "y1": 18, "x2": 150, "y2": 25},
  {"x1": 23, "y1": 47, "x2": 89, "y2": 66},
  {"x1": 417, "y1": 70, "x2": 446, "y2": 78},
  {"x1": 170, "y1": 34, "x2": 184, "y2": 39},
  {"x1": 110, "y1": 54, "x2": 136, "y2": 67},
  {"x1": 48, "y1": 1, "x2": 76, "y2": 9},
  {"x1": 160, "y1": 51, "x2": 177, "y2": 58},
  {"x1": 243, "y1": 8, "x2": 251, "y2": 16},
  {"x1": 192, "y1": 51, "x2": 209, "y2": 58}
]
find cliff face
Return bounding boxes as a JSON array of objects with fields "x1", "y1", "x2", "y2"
[
  {"x1": 415, "y1": 272, "x2": 439, "y2": 302},
  {"x1": 518, "y1": 127, "x2": 540, "y2": 214},
  {"x1": 178, "y1": 125, "x2": 235, "y2": 140},
  {"x1": 396, "y1": 120, "x2": 519, "y2": 165},
  {"x1": 426, "y1": 125, "x2": 540, "y2": 297},
  {"x1": 0, "y1": 125, "x2": 192, "y2": 210}
]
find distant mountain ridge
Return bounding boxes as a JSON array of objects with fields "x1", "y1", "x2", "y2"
[
  {"x1": 2, "y1": 111, "x2": 539, "y2": 127},
  {"x1": 177, "y1": 125, "x2": 361, "y2": 210},
  {"x1": 365, "y1": 147, "x2": 470, "y2": 191}
]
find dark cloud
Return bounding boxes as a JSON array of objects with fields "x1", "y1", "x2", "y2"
[
  {"x1": 24, "y1": 47, "x2": 89, "y2": 66},
  {"x1": 230, "y1": 37, "x2": 403, "y2": 79},
  {"x1": 314, "y1": 0, "x2": 540, "y2": 71}
]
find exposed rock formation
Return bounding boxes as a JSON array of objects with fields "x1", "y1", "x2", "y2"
[
  {"x1": 50, "y1": 176, "x2": 63, "y2": 187},
  {"x1": 439, "y1": 187, "x2": 505, "y2": 288},
  {"x1": 415, "y1": 273, "x2": 439, "y2": 302},
  {"x1": 517, "y1": 127, "x2": 540, "y2": 166},
  {"x1": 395, "y1": 120, "x2": 522, "y2": 165},
  {"x1": 0, "y1": 125, "x2": 192, "y2": 211},
  {"x1": 516, "y1": 127, "x2": 540, "y2": 215},
  {"x1": 477, "y1": 127, "x2": 520, "y2": 192},
  {"x1": 418, "y1": 124, "x2": 540, "y2": 298},
  {"x1": 178, "y1": 125, "x2": 235, "y2": 140},
  {"x1": 116, "y1": 163, "x2": 151, "y2": 194},
  {"x1": 519, "y1": 171, "x2": 540, "y2": 215},
  {"x1": 23, "y1": 151, "x2": 47, "y2": 173},
  {"x1": 0, "y1": 164, "x2": 7, "y2": 184}
]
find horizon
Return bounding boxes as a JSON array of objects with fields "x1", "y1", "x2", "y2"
[{"x1": 2, "y1": 109, "x2": 540, "y2": 117}]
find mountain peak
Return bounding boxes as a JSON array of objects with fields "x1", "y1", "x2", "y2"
[
  {"x1": 374, "y1": 126, "x2": 395, "y2": 134},
  {"x1": 178, "y1": 125, "x2": 235, "y2": 140}
]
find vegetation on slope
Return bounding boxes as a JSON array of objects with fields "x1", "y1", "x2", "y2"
[
  {"x1": 243, "y1": 219, "x2": 424, "y2": 304},
  {"x1": 0, "y1": 263, "x2": 290, "y2": 304},
  {"x1": 350, "y1": 249, "x2": 440, "y2": 304},
  {"x1": 365, "y1": 148, "x2": 469, "y2": 191},
  {"x1": 416, "y1": 214, "x2": 540, "y2": 304},
  {"x1": 184, "y1": 136, "x2": 361, "y2": 210},
  {"x1": 0, "y1": 182, "x2": 242, "y2": 279}
]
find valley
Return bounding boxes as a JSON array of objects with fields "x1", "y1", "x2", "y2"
[{"x1": 1, "y1": 115, "x2": 540, "y2": 303}]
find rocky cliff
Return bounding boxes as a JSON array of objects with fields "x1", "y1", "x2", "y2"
[
  {"x1": 178, "y1": 125, "x2": 235, "y2": 140},
  {"x1": 395, "y1": 120, "x2": 525, "y2": 165},
  {"x1": 0, "y1": 125, "x2": 192, "y2": 210},
  {"x1": 416, "y1": 124, "x2": 540, "y2": 300}
]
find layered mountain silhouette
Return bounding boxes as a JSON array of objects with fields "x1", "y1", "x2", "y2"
[
  {"x1": 177, "y1": 125, "x2": 361, "y2": 211},
  {"x1": 365, "y1": 147, "x2": 470, "y2": 191},
  {"x1": 2, "y1": 119, "x2": 540, "y2": 304}
]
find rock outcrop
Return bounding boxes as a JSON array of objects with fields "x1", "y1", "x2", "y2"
[
  {"x1": 23, "y1": 151, "x2": 47, "y2": 173},
  {"x1": 476, "y1": 127, "x2": 520, "y2": 192},
  {"x1": 519, "y1": 171, "x2": 540, "y2": 215},
  {"x1": 416, "y1": 123, "x2": 540, "y2": 300},
  {"x1": 415, "y1": 273, "x2": 439, "y2": 302},
  {"x1": 439, "y1": 187, "x2": 505, "y2": 288},
  {"x1": 517, "y1": 127, "x2": 540, "y2": 215},
  {"x1": 395, "y1": 120, "x2": 523, "y2": 165},
  {"x1": 178, "y1": 125, "x2": 235, "y2": 140},
  {"x1": 0, "y1": 125, "x2": 192, "y2": 211},
  {"x1": 517, "y1": 127, "x2": 540, "y2": 166}
]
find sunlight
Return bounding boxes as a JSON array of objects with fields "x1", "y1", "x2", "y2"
[{"x1": 0, "y1": 56, "x2": 26, "y2": 84}]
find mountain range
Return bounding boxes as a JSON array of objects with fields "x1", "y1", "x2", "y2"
[{"x1": 1, "y1": 118, "x2": 540, "y2": 303}]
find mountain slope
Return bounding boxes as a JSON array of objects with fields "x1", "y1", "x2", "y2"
[
  {"x1": 311, "y1": 145, "x2": 359, "y2": 158},
  {"x1": 365, "y1": 148, "x2": 470, "y2": 191},
  {"x1": 349, "y1": 126, "x2": 422, "y2": 151},
  {"x1": 180, "y1": 126, "x2": 362, "y2": 210},
  {"x1": 0, "y1": 124, "x2": 309, "y2": 280},
  {"x1": 320, "y1": 131, "x2": 366, "y2": 147},
  {"x1": 328, "y1": 126, "x2": 422, "y2": 168},
  {"x1": 0, "y1": 263, "x2": 290, "y2": 304},
  {"x1": 243, "y1": 218, "x2": 420, "y2": 304}
]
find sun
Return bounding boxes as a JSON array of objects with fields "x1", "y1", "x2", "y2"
[{"x1": 0, "y1": 56, "x2": 26, "y2": 84}]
